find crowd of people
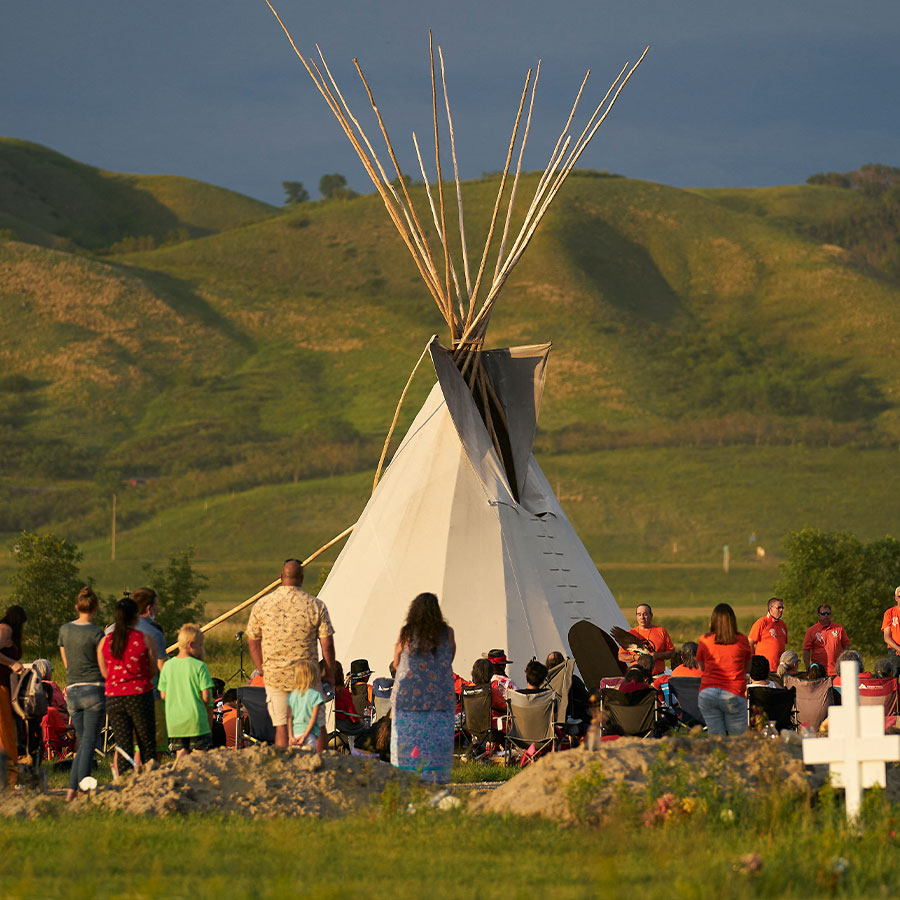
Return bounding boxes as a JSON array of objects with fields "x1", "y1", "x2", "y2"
[
  {"x1": 615, "y1": 588, "x2": 900, "y2": 737},
  {"x1": 3, "y1": 565, "x2": 900, "y2": 792}
]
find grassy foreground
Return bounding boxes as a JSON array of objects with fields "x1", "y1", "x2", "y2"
[{"x1": 2, "y1": 782, "x2": 900, "y2": 898}]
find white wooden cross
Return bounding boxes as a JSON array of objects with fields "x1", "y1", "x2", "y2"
[{"x1": 802, "y1": 660, "x2": 900, "y2": 819}]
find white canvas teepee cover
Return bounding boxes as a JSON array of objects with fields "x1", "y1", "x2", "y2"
[{"x1": 321, "y1": 340, "x2": 626, "y2": 683}]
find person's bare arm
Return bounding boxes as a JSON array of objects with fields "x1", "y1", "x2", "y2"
[
  {"x1": 319, "y1": 634, "x2": 335, "y2": 687},
  {"x1": 201, "y1": 688, "x2": 210, "y2": 705},
  {"x1": 97, "y1": 642, "x2": 108, "y2": 679},
  {"x1": 447, "y1": 626, "x2": 456, "y2": 663},
  {"x1": 59, "y1": 646, "x2": 68, "y2": 668},
  {"x1": 803, "y1": 649, "x2": 811, "y2": 670},
  {"x1": 884, "y1": 627, "x2": 900, "y2": 654},
  {"x1": 143, "y1": 632, "x2": 158, "y2": 673},
  {"x1": 392, "y1": 639, "x2": 404, "y2": 672},
  {"x1": 247, "y1": 637, "x2": 264, "y2": 678}
]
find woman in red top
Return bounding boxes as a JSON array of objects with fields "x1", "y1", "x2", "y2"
[
  {"x1": 97, "y1": 597, "x2": 158, "y2": 768},
  {"x1": 696, "y1": 603, "x2": 752, "y2": 735}
]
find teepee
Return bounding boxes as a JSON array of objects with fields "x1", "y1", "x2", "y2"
[{"x1": 266, "y1": 8, "x2": 647, "y2": 680}]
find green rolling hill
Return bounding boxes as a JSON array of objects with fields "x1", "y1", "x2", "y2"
[{"x1": 2, "y1": 144, "x2": 899, "y2": 614}]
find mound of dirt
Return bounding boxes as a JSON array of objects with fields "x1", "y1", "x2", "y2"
[
  {"x1": 0, "y1": 747, "x2": 428, "y2": 819},
  {"x1": 467, "y1": 733, "x2": 863, "y2": 822}
]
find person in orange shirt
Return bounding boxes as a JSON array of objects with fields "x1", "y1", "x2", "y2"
[
  {"x1": 670, "y1": 641, "x2": 702, "y2": 678},
  {"x1": 882, "y1": 587, "x2": 900, "y2": 656},
  {"x1": 748, "y1": 598, "x2": 787, "y2": 673},
  {"x1": 617, "y1": 605, "x2": 675, "y2": 676},
  {"x1": 696, "y1": 603, "x2": 753, "y2": 735},
  {"x1": 802, "y1": 605, "x2": 850, "y2": 676}
]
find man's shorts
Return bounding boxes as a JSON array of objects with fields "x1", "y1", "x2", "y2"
[
  {"x1": 265, "y1": 686, "x2": 291, "y2": 728},
  {"x1": 169, "y1": 734, "x2": 212, "y2": 753}
]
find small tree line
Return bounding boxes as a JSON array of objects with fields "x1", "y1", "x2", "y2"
[{"x1": 6, "y1": 531, "x2": 207, "y2": 657}]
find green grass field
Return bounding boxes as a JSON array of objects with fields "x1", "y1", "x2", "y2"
[{"x1": 3, "y1": 765, "x2": 899, "y2": 898}]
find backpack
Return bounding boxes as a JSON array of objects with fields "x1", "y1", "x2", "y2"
[{"x1": 11, "y1": 659, "x2": 52, "y2": 720}]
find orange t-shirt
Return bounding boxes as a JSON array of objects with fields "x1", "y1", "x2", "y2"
[
  {"x1": 802, "y1": 622, "x2": 850, "y2": 675},
  {"x1": 618, "y1": 626, "x2": 674, "y2": 675},
  {"x1": 697, "y1": 633, "x2": 752, "y2": 697},
  {"x1": 670, "y1": 664, "x2": 702, "y2": 678},
  {"x1": 748, "y1": 616, "x2": 787, "y2": 672},
  {"x1": 882, "y1": 607, "x2": 900, "y2": 648}
]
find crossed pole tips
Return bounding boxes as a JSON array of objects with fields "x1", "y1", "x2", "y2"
[{"x1": 802, "y1": 660, "x2": 900, "y2": 820}]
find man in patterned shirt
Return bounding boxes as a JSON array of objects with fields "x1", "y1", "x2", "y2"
[{"x1": 246, "y1": 559, "x2": 335, "y2": 749}]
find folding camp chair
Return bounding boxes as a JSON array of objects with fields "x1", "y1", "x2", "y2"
[
  {"x1": 784, "y1": 675, "x2": 832, "y2": 733},
  {"x1": 667, "y1": 677, "x2": 706, "y2": 728},
  {"x1": 747, "y1": 686, "x2": 797, "y2": 732},
  {"x1": 236, "y1": 686, "x2": 276, "y2": 744},
  {"x1": 598, "y1": 687, "x2": 657, "y2": 737},
  {"x1": 459, "y1": 685, "x2": 496, "y2": 759},
  {"x1": 505, "y1": 690, "x2": 557, "y2": 765},
  {"x1": 857, "y1": 677, "x2": 899, "y2": 717},
  {"x1": 545, "y1": 658, "x2": 574, "y2": 726},
  {"x1": 373, "y1": 695, "x2": 392, "y2": 720}
]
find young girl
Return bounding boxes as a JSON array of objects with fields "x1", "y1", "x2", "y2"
[
  {"x1": 287, "y1": 660, "x2": 324, "y2": 750},
  {"x1": 158, "y1": 624, "x2": 214, "y2": 758}
]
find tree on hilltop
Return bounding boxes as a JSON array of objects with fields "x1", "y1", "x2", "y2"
[
  {"x1": 282, "y1": 181, "x2": 309, "y2": 205},
  {"x1": 318, "y1": 173, "x2": 358, "y2": 201}
]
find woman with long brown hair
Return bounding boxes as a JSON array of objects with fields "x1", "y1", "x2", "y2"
[
  {"x1": 696, "y1": 603, "x2": 752, "y2": 735},
  {"x1": 391, "y1": 592, "x2": 456, "y2": 783},
  {"x1": 0, "y1": 605, "x2": 27, "y2": 787}
]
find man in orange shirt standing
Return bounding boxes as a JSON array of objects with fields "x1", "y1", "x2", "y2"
[
  {"x1": 748, "y1": 598, "x2": 787, "y2": 673},
  {"x1": 881, "y1": 586, "x2": 900, "y2": 656},
  {"x1": 802, "y1": 605, "x2": 850, "y2": 676},
  {"x1": 617, "y1": 604, "x2": 675, "y2": 676}
]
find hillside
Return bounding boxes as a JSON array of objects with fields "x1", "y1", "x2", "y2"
[
  {"x1": 2, "y1": 146, "x2": 900, "y2": 592},
  {"x1": 0, "y1": 138, "x2": 278, "y2": 251}
]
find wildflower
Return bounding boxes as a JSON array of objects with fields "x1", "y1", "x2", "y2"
[
  {"x1": 720, "y1": 808, "x2": 734, "y2": 822},
  {"x1": 830, "y1": 856, "x2": 848, "y2": 875},
  {"x1": 734, "y1": 852, "x2": 763, "y2": 875}
]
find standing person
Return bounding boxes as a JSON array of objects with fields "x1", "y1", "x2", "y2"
[
  {"x1": 246, "y1": 558, "x2": 335, "y2": 750},
  {"x1": 802, "y1": 605, "x2": 850, "y2": 676},
  {"x1": 670, "y1": 642, "x2": 702, "y2": 677},
  {"x1": 158, "y1": 624, "x2": 214, "y2": 759},
  {"x1": 97, "y1": 597, "x2": 158, "y2": 770},
  {"x1": 0, "y1": 606, "x2": 27, "y2": 788},
  {"x1": 748, "y1": 598, "x2": 787, "y2": 673},
  {"x1": 696, "y1": 603, "x2": 753, "y2": 736},
  {"x1": 617, "y1": 604, "x2": 675, "y2": 676},
  {"x1": 287, "y1": 660, "x2": 325, "y2": 750},
  {"x1": 391, "y1": 592, "x2": 456, "y2": 783},
  {"x1": 58, "y1": 588, "x2": 105, "y2": 801},
  {"x1": 882, "y1": 587, "x2": 900, "y2": 657}
]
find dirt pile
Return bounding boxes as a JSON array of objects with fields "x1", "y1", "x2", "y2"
[
  {"x1": 1, "y1": 746, "x2": 427, "y2": 819},
  {"x1": 467, "y1": 733, "x2": 851, "y2": 822}
]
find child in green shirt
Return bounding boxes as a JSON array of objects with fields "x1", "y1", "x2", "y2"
[{"x1": 159, "y1": 624, "x2": 214, "y2": 757}]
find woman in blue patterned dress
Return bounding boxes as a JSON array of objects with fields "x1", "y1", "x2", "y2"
[{"x1": 391, "y1": 592, "x2": 456, "y2": 783}]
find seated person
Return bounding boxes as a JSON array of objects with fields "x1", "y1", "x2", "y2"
[
  {"x1": 348, "y1": 658, "x2": 373, "y2": 700},
  {"x1": 485, "y1": 649, "x2": 517, "y2": 711},
  {"x1": 670, "y1": 642, "x2": 702, "y2": 678},
  {"x1": 517, "y1": 660, "x2": 550, "y2": 694},
  {"x1": 618, "y1": 666, "x2": 654, "y2": 694},
  {"x1": 331, "y1": 661, "x2": 360, "y2": 726},
  {"x1": 874, "y1": 658, "x2": 898, "y2": 681},
  {"x1": 807, "y1": 662, "x2": 828, "y2": 681},
  {"x1": 372, "y1": 663, "x2": 395, "y2": 700},
  {"x1": 775, "y1": 650, "x2": 799, "y2": 683},
  {"x1": 748, "y1": 655, "x2": 779, "y2": 689}
]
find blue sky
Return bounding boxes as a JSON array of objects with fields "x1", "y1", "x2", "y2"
[{"x1": 3, "y1": 1, "x2": 899, "y2": 205}]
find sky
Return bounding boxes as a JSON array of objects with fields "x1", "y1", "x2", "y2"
[{"x1": 3, "y1": 1, "x2": 899, "y2": 206}]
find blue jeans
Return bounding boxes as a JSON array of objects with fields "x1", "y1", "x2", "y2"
[
  {"x1": 698, "y1": 687, "x2": 747, "y2": 735},
  {"x1": 66, "y1": 685, "x2": 105, "y2": 791}
]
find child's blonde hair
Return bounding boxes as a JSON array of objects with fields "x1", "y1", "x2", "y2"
[
  {"x1": 177, "y1": 623, "x2": 205, "y2": 659},
  {"x1": 293, "y1": 659, "x2": 321, "y2": 692}
]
